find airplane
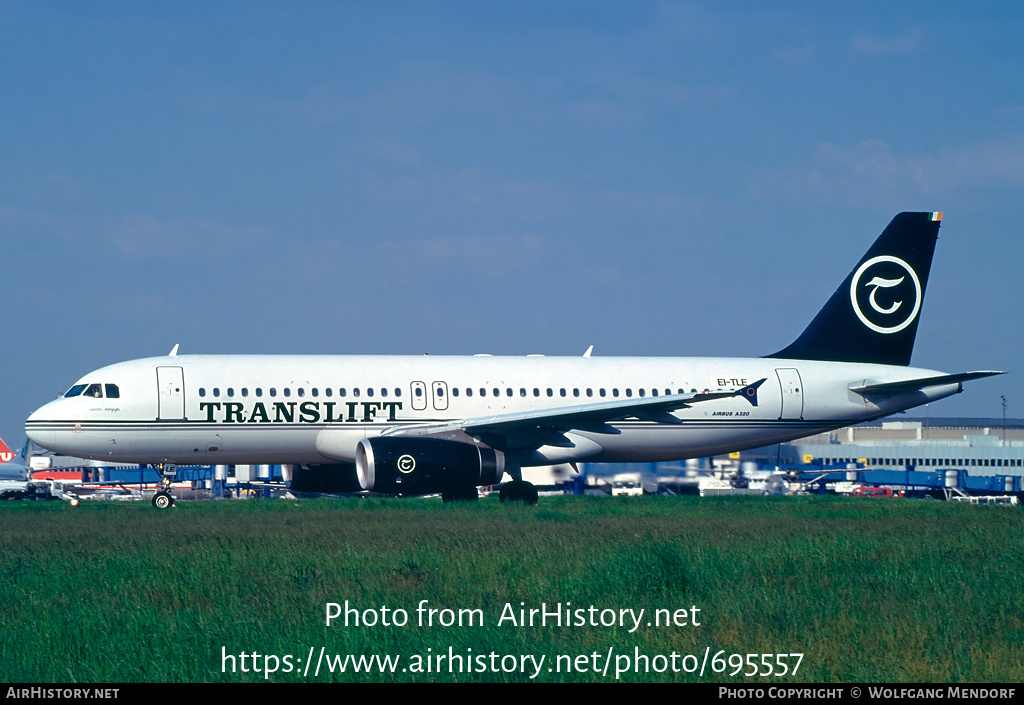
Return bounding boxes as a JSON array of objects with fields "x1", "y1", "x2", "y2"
[
  {"x1": 25, "y1": 212, "x2": 1002, "y2": 507},
  {"x1": 0, "y1": 437, "x2": 33, "y2": 495}
]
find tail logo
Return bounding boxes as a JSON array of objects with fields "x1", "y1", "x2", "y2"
[
  {"x1": 850, "y1": 256, "x2": 921, "y2": 334},
  {"x1": 0, "y1": 437, "x2": 13, "y2": 463},
  {"x1": 865, "y1": 276, "x2": 904, "y2": 314}
]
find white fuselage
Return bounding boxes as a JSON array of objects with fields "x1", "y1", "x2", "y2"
[{"x1": 25, "y1": 354, "x2": 960, "y2": 468}]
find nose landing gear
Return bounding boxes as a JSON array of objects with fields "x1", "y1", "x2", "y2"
[{"x1": 151, "y1": 463, "x2": 177, "y2": 509}]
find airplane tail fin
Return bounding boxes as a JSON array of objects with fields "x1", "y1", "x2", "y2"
[
  {"x1": 767, "y1": 212, "x2": 942, "y2": 366},
  {"x1": 0, "y1": 437, "x2": 16, "y2": 464}
]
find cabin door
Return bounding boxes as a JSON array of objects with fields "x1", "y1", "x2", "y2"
[
  {"x1": 775, "y1": 368, "x2": 804, "y2": 420},
  {"x1": 157, "y1": 366, "x2": 185, "y2": 420},
  {"x1": 432, "y1": 381, "x2": 449, "y2": 411}
]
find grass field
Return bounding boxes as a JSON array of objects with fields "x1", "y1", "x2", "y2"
[{"x1": 0, "y1": 495, "x2": 1021, "y2": 683}]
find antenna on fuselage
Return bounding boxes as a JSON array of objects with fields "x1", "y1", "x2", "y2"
[{"x1": 169, "y1": 344, "x2": 179, "y2": 357}]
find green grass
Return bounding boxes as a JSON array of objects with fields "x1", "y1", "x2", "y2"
[{"x1": 0, "y1": 496, "x2": 1021, "y2": 682}]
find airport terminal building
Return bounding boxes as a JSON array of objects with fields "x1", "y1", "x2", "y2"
[
  {"x1": 741, "y1": 418, "x2": 1024, "y2": 474},
  {"x1": 580, "y1": 417, "x2": 1024, "y2": 497}
]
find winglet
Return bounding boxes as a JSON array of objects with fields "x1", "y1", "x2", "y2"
[
  {"x1": 735, "y1": 378, "x2": 767, "y2": 407},
  {"x1": 169, "y1": 344, "x2": 179, "y2": 357}
]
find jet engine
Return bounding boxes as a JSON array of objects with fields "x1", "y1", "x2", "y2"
[{"x1": 355, "y1": 437, "x2": 505, "y2": 494}]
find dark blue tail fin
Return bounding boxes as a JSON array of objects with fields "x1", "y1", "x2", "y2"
[{"x1": 767, "y1": 212, "x2": 941, "y2": 366}]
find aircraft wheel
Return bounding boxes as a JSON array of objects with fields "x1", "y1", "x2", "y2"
[
  {"x1": 443, "y1": 486, "x2": 479, "y2": 502},
  {"x1": 499, "y1": 480, "x2": 538, "y2": 505},
  {"x1": 152, "y1": 491, "x2": 174, "y2": 509}
]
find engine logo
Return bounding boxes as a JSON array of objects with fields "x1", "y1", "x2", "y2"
[
  {"x1": 397, "y1": 454, "x2": 416, "y2": 473},
  {"x1": 849, "y1": 255, "x2": 921, "y2": 334}
]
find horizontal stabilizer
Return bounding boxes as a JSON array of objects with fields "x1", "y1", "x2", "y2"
[{"x1": 850, "y1": 371, "x2": 1004, "y2": 396}]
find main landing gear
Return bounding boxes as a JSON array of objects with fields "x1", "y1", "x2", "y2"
[
  {"x1": 439, "y1": 480, "x2": 539, "y2": 504},
  {"x1": 441, "y1": 486, "x2": 480, "y2": 503},
  {"x1": 151, "y1": 463, "x2": 177, "y2": 509},
  {"x1": 499, "y1": 480, "x2": 538, "y2": 505}
]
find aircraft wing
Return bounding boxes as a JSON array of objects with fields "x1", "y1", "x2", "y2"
[
  {"x1": 850, "y1": 371, "x2": 1004, "y2": 397},
  {"x1": 383, "y1": 378, "x2": 766, "y2": 449}
]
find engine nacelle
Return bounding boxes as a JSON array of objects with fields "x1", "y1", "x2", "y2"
[{"x1": 355, "y1": 437, "x2": 505, "y2": 494}]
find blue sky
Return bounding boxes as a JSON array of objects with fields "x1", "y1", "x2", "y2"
[{"x1": 2, "y1": 2, "x2": 1022, "y2": 449}]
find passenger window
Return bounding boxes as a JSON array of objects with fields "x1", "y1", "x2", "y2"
[
  {"x1": 466, "y1": 388, "x2": 473, "y2": 397},
  {"x1": 354, "y1": 388, "x2": 361, "y2": 397},
  {"x1": 283, "y1": 388, "x2": 291, "y2": 398},
  {"x1": 547, "y1": 388, "x2": 553, "y2": 397},
  {"x1": 587, "y1": 389, "x2": 593, "y2": 397},
  {"x1": 626, "y1": 388, "x2": 632, "y2": 397},
  {"x1": 227, "y1": 388, "x2": 235, "y2": 397},
  {"x1": 340, "y1": 388, "x2": 347, "y2": 397},
  {"x1": 414, "y1": 388, "x2": 421, "y2": 397},
  {"x1": 600, "y1": 389, "x2": 606, "y2": 397},
  {"x1": 381, "y1": 388, "x2": 388, "y2": 397},
  {"x1": 311, "y1": 388, "x2": 318, "y2": 397},
  {"x1": 493, "y1": 388, "x2": 499, "y2": 397},
  {"x1": 573, "y1": 389, "x2": 580, "y2": 397},
  {"x1": 199, "y1": 388, "x2": 206, "y2": 398},
  {"x1": 560, "y1": 389, "x2": 566, "y2": 397},
  {"x1": 297, "y1": 388, "x2": 305, "y2": 398},
  {"x1": 638, "y1": 389, "x2": 645, "y2": 397},
  {"x1": 453, "y1": 388, "x2": 459, "y2": 397},
  {"x1": 325, "y1": 388, "x2": 332, "y2": 397},
  {"x1": 480, "y1": 388, "x2": 486, "y2": 397},
  {"x1": 612, "y1": 389, "x2": 619, "y2": 397},
  {"x1": 241, "y1": 388, "x2": 249, "y2": 397},
  {"x1": 533, "y1": 388, "x2": 540, "y2": 397},
  {"x1": 105, "y1": 384, "x2": 120, "y2": 399},
  {"x1": 506, "y1": 388, "x2": 513, "y2": 397},
  {"x1": 256, "y1": 388, "x2": 263, "y2": 397},
  {"x1": 213, "y1": 388, "x2": 220, "y2": 398},
  {"x1": 367, "y1": 388, "x2": 374, "y2": 397},
  {"x1": 395, "y1": 388, "x2": 402, "y2": 397},
  {"x1": 520, "y1": 388, "x2": 526, "y2": 397},
  {"x1": 270, "y1": 388, "x2": 277, "y2": 397}
]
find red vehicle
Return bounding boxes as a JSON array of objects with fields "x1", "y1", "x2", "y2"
[{"x1": 852, "y1": 486, "x2": 895, "y2": 498}]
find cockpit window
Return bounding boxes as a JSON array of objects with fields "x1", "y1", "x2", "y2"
[
  {"x1": 84, "y1": 384, "x2": 103, "y2": 398},
  {"x1": 64, "y1": 384, "x2": 87, "y2": 398},
  {"x1": 105, "y1": 384, "x2": 120, "y2": 399}
]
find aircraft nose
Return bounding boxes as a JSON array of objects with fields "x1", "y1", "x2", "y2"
[{"x1": 25, "y1": 402, "x2": 58, "y2": 448}]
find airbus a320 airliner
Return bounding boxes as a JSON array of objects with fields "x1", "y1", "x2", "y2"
[{"x1": 26, "y1": 212, "x2": 1000, "y2": 506}]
